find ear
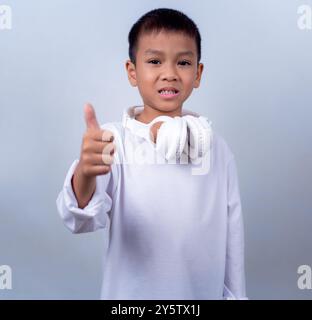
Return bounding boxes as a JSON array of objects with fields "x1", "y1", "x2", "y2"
[
  {"x1": 125, "y1": 59, "x2": 138, "y2": 87},
  {"x1": 193, "y1": 63, "x2": 204, "y2": 89}
]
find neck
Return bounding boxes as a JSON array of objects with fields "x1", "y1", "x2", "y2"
[{"x1": 135, "y1": 105, "x2": 182, "y2": 124}]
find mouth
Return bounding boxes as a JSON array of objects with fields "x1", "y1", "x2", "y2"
[{"x1": 158, "y1": 88, "x2": 180, "y2": 99}]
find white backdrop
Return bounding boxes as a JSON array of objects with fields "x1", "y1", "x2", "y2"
[{"x1": 0, "y1": 0, "x2": 312, "y2": 299}]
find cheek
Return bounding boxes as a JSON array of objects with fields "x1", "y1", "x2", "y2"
[
  {"x1": 183, "y1": 75, "x2": 196, "y2": 90},
  {"x1": 181, "y1": 68, "x2": 196, "y2": 80},
  {"x1": 137, "y1": 73, "x2": 155, "y2": 89},
  {"x1": 137, "y1": 64, "x2": 154, "y2": 79},
  {"x1": 136, "y1": 70, "x2": 155, "y2": 96}
]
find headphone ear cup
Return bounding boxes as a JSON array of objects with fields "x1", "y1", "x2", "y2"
[
  {"x1": 198, "y1": 116, "x2": 212, "y2": 157},
  {"x1": 156, "y1": 117, "x2": 187, "y2": 161},
  {"x1": 184, "y1": 115, "x2": 212, "y2": 159},
  {"x1": 184, "y1": 115, "x2": 202, "y2": 159},
  {"x1": 155, "y1": 121, "x2": 170, "y2": 159},
  {"x1": 177, "y1": 117, "x2": 187, "y2": 160}
]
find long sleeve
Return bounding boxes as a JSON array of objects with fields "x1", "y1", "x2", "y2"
[
  {"x1": 223, "y1": 156, "x2": 248, "y2": 300},
  {"x1": 56, "y1": 159, "x2": 116, "y2": 233}
]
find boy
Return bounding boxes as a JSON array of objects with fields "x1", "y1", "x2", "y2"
[{"x1": 56, "y1": 8, "x2": 247, "y2": 300}]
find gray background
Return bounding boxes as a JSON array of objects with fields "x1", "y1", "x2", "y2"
[{"x1": 0, "y1": 0, "x2": 311, "y2": 299}]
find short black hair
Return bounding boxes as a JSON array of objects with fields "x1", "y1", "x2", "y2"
[{"x1": 128, "y1": 8, "x2": 201, "y2": 65}]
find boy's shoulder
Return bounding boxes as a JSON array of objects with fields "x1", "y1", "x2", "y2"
[{"x1": 211, "y1": 130, "x2": 235, "y2": 166}]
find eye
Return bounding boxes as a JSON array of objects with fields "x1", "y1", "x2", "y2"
[
  {"x1": 178, "y1": 60, "x2": 191, "y2": 66},
  {"x1": 148, "y1": 59, "x2": 161, "y2": 65}
]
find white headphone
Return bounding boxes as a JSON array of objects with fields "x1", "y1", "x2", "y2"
[{"x1": 123, "y1": 106, "x2": 212, "y2": 162}]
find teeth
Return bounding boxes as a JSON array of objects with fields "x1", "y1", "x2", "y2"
[{"x1": 160, "y1": 90, "x2": 176, "y2": 94}]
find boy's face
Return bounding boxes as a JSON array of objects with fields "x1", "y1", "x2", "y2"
[{"x1": 126, "y1": 30, "x2": 204, "y2": 116}]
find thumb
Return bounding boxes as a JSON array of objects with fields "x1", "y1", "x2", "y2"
[{"x1": 84, "y1": 103, "x2": 100, "y2": 129}]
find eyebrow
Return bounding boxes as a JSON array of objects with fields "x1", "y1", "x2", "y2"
[{"x1": 144, "y1": 49, "x2": 194, "y2": 57}]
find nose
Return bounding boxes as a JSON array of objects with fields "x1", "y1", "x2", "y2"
[
  {"x1": 162, "y1": 75, "x2": 177, "y2": 81},
  {"x1": 160, "y1": 64, "x2": 178, "y2": 81}
]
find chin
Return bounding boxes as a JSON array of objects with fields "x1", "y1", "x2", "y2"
[
  {"x1": 163, "y1": 105, "x2": 182, "y2": 113},
  {"x1": 153, "y1": 103, "x2": 182, "y2": 113}
]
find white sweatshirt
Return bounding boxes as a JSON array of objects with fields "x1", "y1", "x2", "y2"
[{"x1": 56, "y1": 106, "x2": 247, "y2": 300}]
